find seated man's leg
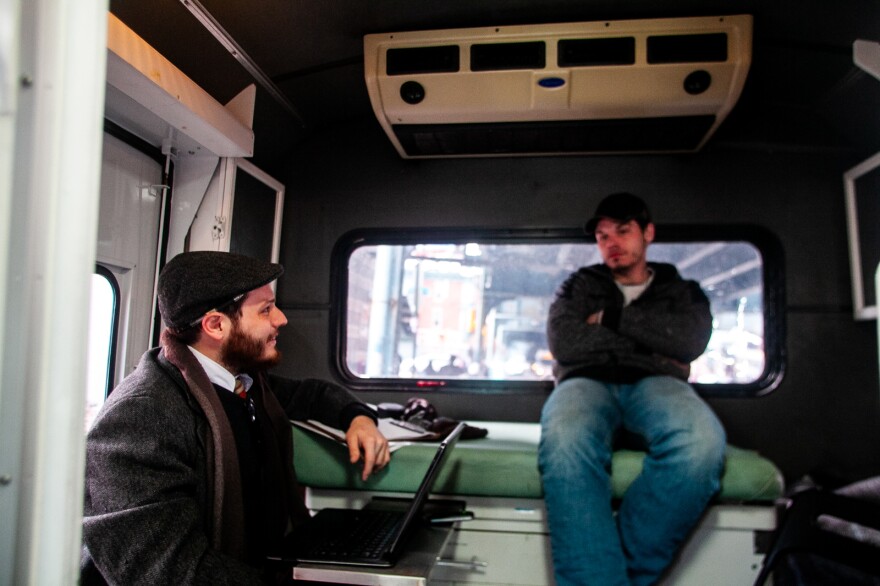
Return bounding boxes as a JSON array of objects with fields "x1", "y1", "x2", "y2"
[
  {"x1": 539, "y1": 377, "x2": 628, "y2": 586},
  {"x1": 617, "y1": 376, "x2": 727, "y2": 586}
]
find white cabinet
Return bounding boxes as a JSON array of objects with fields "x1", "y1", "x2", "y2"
[
  {"x1": 306, "y1": 490, "x2": 776, "y2": 586},
  {"x1": 429, "y1": 495, "x2": 553, "y2": 585},
  {"x1": 659, "y1": 505, "x2": 778, "y2": 586},
  {"x1": 432, "y1": 529, "x2": 554, "y2": 585}
]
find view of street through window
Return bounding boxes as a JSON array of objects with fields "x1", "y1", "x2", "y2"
[{"x1": 346, "y1": 240, "x2": 764, "y2": 385}]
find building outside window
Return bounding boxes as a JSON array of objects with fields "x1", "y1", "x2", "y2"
[{"x1": 337, "y1": 227, "x2": 783, "y2": 397}]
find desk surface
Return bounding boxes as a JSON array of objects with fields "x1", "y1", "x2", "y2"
[{"x1": 293, "y1": 522, "x2": 454, "y2": 585}]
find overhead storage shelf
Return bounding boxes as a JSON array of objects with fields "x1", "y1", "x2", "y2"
[{"x1": 104, "y1": 13, "x2": 253, "y2": 158}]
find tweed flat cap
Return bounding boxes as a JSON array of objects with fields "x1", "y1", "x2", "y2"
[{"x1": 158, "y1": 251, "x2": 283, "y2": 329}]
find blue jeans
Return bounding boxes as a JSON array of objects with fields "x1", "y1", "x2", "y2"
[{"x1": 538, "y1": 376, "x2": 726, "y2": 586}]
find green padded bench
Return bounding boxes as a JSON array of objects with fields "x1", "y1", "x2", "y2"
[
  {"x1": 292, "y1": 420, "x2": 784, "y2": 502},
  {"x1": 294, "y1": 420, "x2": 784, "y2": 585}
]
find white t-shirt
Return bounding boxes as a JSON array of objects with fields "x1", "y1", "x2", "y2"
[{"x1": 616, "y1": 269, "x2": 655, "y2": 307}]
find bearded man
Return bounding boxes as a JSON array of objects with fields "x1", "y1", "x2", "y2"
[{"x1": 81, "y1": 251, "x2": 390, "y2": 585}]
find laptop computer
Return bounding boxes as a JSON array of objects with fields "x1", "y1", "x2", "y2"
[{"x1": 268, "y1": 421, "x2": 466, "y2": 568}]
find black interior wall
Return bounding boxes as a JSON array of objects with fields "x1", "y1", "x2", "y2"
[{"x1": 272, "y1": 117, "x2": 880, "y2": 486}]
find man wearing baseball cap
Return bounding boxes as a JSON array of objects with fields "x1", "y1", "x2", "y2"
[
  {"x1": 81, "y1": 251, "x2": 390, "y2": 584},
  {"x1": 538, "y1": 193, "x2": 726, "y2": 585}
]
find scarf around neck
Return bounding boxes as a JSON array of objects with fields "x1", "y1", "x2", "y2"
[{"x1": 160, "y1": 329, "x2": 246, "y2": 559}]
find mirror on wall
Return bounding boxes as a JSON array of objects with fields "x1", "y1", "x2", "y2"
[
  {"x1": 845, "y1": 151, "x2": 880, "y2": 320},
  {"x1": 187, "y1": 158, "x2": 285, "y2": 270}
]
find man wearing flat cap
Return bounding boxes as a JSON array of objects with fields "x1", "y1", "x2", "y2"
[
  {"x1": 538, "y1": 193, "x2": 726, "y2": 586},
  {"x1": 81, "y1": 251, "x2": 390, "y2": 585}
]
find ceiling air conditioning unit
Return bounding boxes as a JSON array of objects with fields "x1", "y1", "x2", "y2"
[{"x1": 364, "y1": 15, "x2": 752, "y2": 158}]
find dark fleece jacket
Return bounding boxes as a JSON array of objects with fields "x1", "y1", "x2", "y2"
[{"x1": 547, "y1": 262, "x2": 712, "y2": 383}]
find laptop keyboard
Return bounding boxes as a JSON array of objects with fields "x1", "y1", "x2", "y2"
[{"x1": 306, "y1": 510, "x2": 404, "y2": 561}]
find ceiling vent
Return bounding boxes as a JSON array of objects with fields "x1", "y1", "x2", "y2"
[{"x1": 364, "y1": 15, "x2": 752, "y2": 158}]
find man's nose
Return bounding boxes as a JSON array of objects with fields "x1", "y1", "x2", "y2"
[{"x1": 273, "y1": 307, "x2": 288, "y2": 327}]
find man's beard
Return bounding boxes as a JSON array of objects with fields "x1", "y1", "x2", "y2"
[
  {"x1": 609, "y1": 260, "x2": 635, "y2": 276},
  {"x1": 220, "y1": 322, "x2": 281, "y2": 372},
  {"x1": 606, "y1": 242, "x2": 647, "y2": 280}
]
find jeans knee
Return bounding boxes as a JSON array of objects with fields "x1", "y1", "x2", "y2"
[
  {"x1": 630, "y1": 377, "x2": 727, "y2": 474},
  {"x1": 695, "y1": 409, "x2": 727, "y2": 465},
  {"x1": 540, "y1": 399, "x2": 614, "y2": 477},
  {"x1": 539, "y1": 415, "x2": 609, "y2": 475},
  {"x1": 677, "y1": 414, "x2": 727, "y2": 483}
]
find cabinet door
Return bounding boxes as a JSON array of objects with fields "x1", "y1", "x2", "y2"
[{"x1": 432, "y1": 529, "x2": 554, "y2": 585}]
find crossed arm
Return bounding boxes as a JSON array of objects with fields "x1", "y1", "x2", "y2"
[{"x1": 548, "y1": 275, "x2": 711, "y2": 365}]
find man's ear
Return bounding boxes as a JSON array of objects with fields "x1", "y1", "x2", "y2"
[
  {"x1": 201, "y1": 312, "x2": 228, "y2": 342},
  {"x1": 643, "y1": 223, "x2": 656, "y2": 244}
]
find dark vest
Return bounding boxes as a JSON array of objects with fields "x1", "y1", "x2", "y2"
[{"x1": 213, "y1": 384, "x2": 268, "y2": 566}]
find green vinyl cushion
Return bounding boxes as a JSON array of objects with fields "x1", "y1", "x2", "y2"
[{"x1": 292, "y1": 421, "x2": 783, "y2": 502}]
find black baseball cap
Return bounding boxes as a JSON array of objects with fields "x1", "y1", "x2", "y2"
[
  {"x1": 158, "y1": 251, "x2": 283, "y2": 329},
  {"x1": 584, "y1": 192, "x2": 652, "y2": 236}
]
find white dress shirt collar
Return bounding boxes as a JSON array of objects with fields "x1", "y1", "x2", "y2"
[{"x1": 186, "y1": 346, "x2": 253, "y2": 393}]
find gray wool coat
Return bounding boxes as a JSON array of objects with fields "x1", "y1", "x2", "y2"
[{"x1": 81, "y1": 338, "x2": 368, "y2": 585}]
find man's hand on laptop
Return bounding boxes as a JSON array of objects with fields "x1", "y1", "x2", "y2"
[{"x1": 346, "y1": 415, "x2": 391, "y2": 481}]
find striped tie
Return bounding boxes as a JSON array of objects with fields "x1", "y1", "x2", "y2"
[{"x1": 234, "y1": 377, "x2": 247, "y2": 399}]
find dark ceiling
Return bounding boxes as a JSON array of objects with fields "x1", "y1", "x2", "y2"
[{"x1": 109, "y1": 0, "x2": 880, "y2": 159}]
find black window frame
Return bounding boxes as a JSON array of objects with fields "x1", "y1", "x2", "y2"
[
  {"x1": 330, "y1": 225, "x2": 785, "y2": 398},
  {"x1": 93, "y1": 264, "x2": 121, "y2": 398}
]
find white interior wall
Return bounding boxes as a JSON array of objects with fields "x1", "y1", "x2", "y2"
[
  {"x1": 96, "y1": 133, "x2": 164, "y2": 377},
  {"x1": 0, "y1": 0, "x2": 108, "y2": 584}
]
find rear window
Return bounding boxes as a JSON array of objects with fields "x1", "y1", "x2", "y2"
[{"x1": 333, "y1": 227, "x2": 784, "y2": 397}]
